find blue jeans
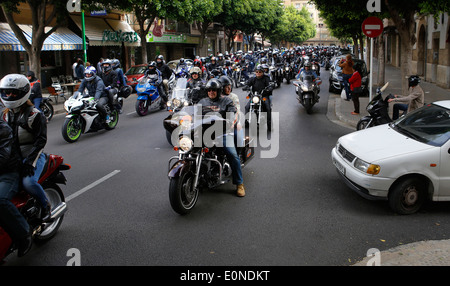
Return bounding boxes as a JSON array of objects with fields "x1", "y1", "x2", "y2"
[
  {"x1": 342, "y1": 74, "x2": 352, "y2": 100},
  {"x1": 23, "y1": 153, "x2": 49, "y2": 207},
  {"x1": 393, "y1": 103, "x2": 408, "y2": 120},
  {"x1": 32, "y1": 97, "x2": 42, "y2": 112},
  {"x1": 0, "y1": 172, "x2": 30, "y2": 241},
  {"x1": 223, "y1": 135, "x2": 243, "y2": 185}
]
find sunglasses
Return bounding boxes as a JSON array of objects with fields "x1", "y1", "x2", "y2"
[
  {"x1": 255, "y1": 71, "x2": 263, "y2": 73},
  {"x1": 206, "y1": 89, "x2": 217, "y2": 93}
]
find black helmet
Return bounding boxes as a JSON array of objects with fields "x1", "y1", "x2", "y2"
[
  {"x1": 101, "y1": 58, "x2": 113, "y2": 73},
  {"x1": 219, "y1": 75, "x2": 233, "y2": 93},
  {"x1": 205, "y1": 78, "x2": 222, "y2": 98},
  {"x1": 408, "y1": 75, "x2": 420, "y2": 87}
]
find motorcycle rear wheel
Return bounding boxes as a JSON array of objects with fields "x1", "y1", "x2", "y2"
[
  {"x1": 169, "y1": 171, "x2": 198, "y2": 215},
  {"x1": 104, "y1": 109, "x2": 119, "y2": 130},
  {"x1": 36, "y1": 183, "x2": 65, "y2": 241},
  {"x1": 135, "y1": 100, "x2": 149, "y2": 116},
  {"x1": 62, "y1": 117, "x2": 82, "y2": 143},
  {"x1": 41, "y1": 101, "x2": 54, "y2": 122}
]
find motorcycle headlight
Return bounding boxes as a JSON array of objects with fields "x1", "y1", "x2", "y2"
[
  {"x1": 285, "y1": 67, "x2": 289, "y2": 71},
  {"x1": 179, "y1": 136, "x2": 193, "y2": 152},
  {"x1": 354, "y1": 158, "x2": 380, "y2": 175},
  {"x1": 301, "y1": 84, "x2": 309, "y2": 92},
  {"x1": 252, "y1": 96, "x2": 260, "y2": 104},
  {"x1": 173, "y1": 99, "x2": 181, "y2": 108},
  {"x1": 183, "y1": 100, "x2": 189, "y2": 106}
]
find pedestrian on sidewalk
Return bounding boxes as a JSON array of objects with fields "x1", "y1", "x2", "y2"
[
  {"x1": 339, "y1": 54, "x2": 353, "y2": 101},
  {"x1": 388, "y1": 75, "x2": 424, "y2": 120},
  {"x1": 348, "y1": 64, "x2": 362, "y2": 115}
]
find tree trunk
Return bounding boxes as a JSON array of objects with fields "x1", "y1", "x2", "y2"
[
  {"x1": 137, "y1": 15, "x2": 155, "y2": 65},
  {"x1": 377, "y1": 33, "x2": 385, "y2": 86}
]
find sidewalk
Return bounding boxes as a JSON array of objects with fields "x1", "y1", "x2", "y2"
[{"x1": 328, "y1": 60, "x2": 450, "y2": 266}]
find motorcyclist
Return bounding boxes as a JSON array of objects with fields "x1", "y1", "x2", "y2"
[
  {"x1": 111, "y1": 59, "x2": 132, "y2": 114},
  {"x1": 388, "y1": 75, "x2": 424, "y2": 120},
  {"x1": 244, "y1": 64, "x2": 274, "y2": 131},
  {"x1": 198, "y1": 79, "x2": 245, "y2": 197},
  {"x1": 76, "y1": 66, "x2": 110, "y2": 123},
  {"x1": 25, "y1": 71, "x2": 42, "y2": 113},
  {"x1": 186, "y1": 67, "x2": 206, "y2": 104},
  {"x1": 100, "y1": 59, "x2": 119, "y2": 111},
  {"x1": 145, "y1": 61, "x2": 167, "y2": 109},
  {"x1": 297, "y1": 61, "x2": 318, "y2": 80},
  {"x1": 219, "y1": 75, "x2": 244, "y2": 149},
  {"x1": 193, "y1": 58, "x2": 207, "y2": 80},
  {"x1": 0, "y1": 74, "x2": 50, "y2": 256},
  {"x1": 207, "y1": 56, "x2": 218, "y2": 74},
  {"x1": 155, "y1": 55, "x2": 173, "y2": 94}
]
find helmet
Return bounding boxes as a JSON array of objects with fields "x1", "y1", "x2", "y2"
[
  {"x1": 219, "y1": 75, "x2": 233, "y2": 92},
  {"x1": 0, "y1": 74, "x2": 31, "y2": 109},
  {"x1": 261, "y1": 64, "x2": 269, "y2": 73},
  {"x1": 255, "y1": 64, "x2": 264, "y2": 72},
  {"x1": 84, "y1": 66, "x2": 97, "y2": 81},
  {"x1": 101, "y1": 59, "x2": 113, "y2": 73},
  {"x1": 408, "y1": 75, "x2": 420, "y2": 87},
  {"x1": 205, "y1": 78, "x2": 222, "y2": 98},
  {"x1": 189, "y1": 66, "x2": 202, "y2": 77},
  {"x1": 148, "y1": 61, "x2": 157, "y2": 68},
  {"x1": 179, "y1": 58, "x2": 185, "y2": 64},
  {"x1": 111, "y1": 59, "x2": 120, "y2": 69},
  {"x1": 194, "y1": 58, "x2": 202, "y2": 67},
  {"x1": 304, "y1": 61, "x2": 312, "y2": 68}
]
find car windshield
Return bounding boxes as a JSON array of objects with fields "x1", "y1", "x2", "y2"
[
  {"x1": 392, "y1": 104, "x2": 450, "y2": 147},
  {"x1": 125, "y1": 66, "x2": 146, "y2": 75}
]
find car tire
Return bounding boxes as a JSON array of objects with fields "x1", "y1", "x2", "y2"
[{"x1": 388, "y1": 177, "x2": 427, "y2": 215}]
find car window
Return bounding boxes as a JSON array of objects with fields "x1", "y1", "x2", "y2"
[{"x1": 394, "y1": 104, "x2": 450, "y2": 146}]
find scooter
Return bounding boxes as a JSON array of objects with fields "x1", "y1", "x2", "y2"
[{"x1": 356, "y1": 82, "x2": 393, "y2": 130}]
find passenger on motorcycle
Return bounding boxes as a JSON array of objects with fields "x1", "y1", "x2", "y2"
[
  {"x1": 76, "y1": 66, "x2": 110, "y2": 122},
  {"x1": 145, "y1": 61, "x2": 168, "y2": 108},
  {"x1": 25, "y1": 71, "x2": 43, "y2": 113},
  {"x1": 186, "y1": 67, "x2": 206, "y2": 104},
  {"x1": 100, "y1": 59, "x2": 119, "y2": 108},
  {"x1": 111, "y1": 59, "x2": 132, "y2": 113},
  {"x1": 156, "y1": 55, "x2": 173, "y2": 94},
  {"x1": 219, "y1": 76, "x2": 244, "y2": 149},
  {"x1": 244, "y1": 65, "x2": 274, "y2": 131},
  {"x1": 0, "y1": 74, "x2": 50, "y2": 256},
  {"x1": 198, "y1": 79, "x2": 245, "y2": 197},
  {"x1": 193, "y1": 58, "x2": 207, "y2": 80}
]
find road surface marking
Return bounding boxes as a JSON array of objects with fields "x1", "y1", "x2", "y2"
[{"x1": 66, "y1": 170, "x2": 121, "y2": 202}]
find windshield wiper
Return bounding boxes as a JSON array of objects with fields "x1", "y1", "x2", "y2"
[{"x1": 395, "y1": 125, "x2": 427, "y2": 143}]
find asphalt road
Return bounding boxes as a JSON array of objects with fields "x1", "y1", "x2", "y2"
[{"x1": 4, "y1": 68, "x2": 450, "y2": 267}]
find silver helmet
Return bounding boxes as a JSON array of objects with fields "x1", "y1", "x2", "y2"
[{"x1": 0, "y1": 74, "x2": 31, "y2": 109}]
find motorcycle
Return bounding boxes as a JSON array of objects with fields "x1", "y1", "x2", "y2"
[
  {"x1": 166, "y1": 78, "x2": 191, "y2": 113},
  {"x1": 61, "y1": 92, "x2": 119, "y2": 143},
  {"x1": 135, "y1": 74, "x2": 163, "y2": 116},
  {"x1": 283, "y1": 62, "x2": 294, "y2": 84},
  {"x1": 293, "y1": 74, "x2": 322, "y2": 114},
  {"x1": 40, "y1": 97, "x2": 54, "y2": 122},
  {"x1": 243, "y1": 84, "x2": 274, "y2": 130},
  {"x1": 270, "y1": 65, "x2": 283, "y2": 88},
  {"x1": 356, "y1": 82, "x2": 393, "y2": 130},
  {"x1": 166, "y1": 105, "x2": 255, "y2": 215},
  {"x1": 0, "y1": 153, "x2": 70, "y2": 262}
]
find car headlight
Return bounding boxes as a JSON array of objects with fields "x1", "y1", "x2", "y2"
[
  {"x1": 252, "y1": 96, "x2": 260, "y2": 104},
  {"x1": 354, "y1": 158, "x2": 380, "y2": 175},
  {"x1": 179, "y1": 136, "x2": 193, "y2": 152}
]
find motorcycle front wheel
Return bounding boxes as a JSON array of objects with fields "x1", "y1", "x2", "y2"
[
  {"x1": 169, "y1": 171, "x2": 198, "y2": 215},
  {"x1": 135, "y1": 100, "x2": 149, "y2": 116},
  {"x1": 40, "y1": 101, "x2": 54, "y2": 122},
  {"x1": 62, "y1": 116, "x2": 82, "y2": 143},
  {"x1": 303, "y1": 98, "x2": 313, "y2": 114},
  {"x1": 356, "y1": 118, "x2": 373, "y2": 130}
]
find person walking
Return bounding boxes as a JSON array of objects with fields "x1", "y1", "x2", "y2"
[
  {"x1": 348, "y1": 64, "x2": 362, "y2": 115},
  {"x1": 339, "y1": 54, "x2": 353, "y2": 101}
]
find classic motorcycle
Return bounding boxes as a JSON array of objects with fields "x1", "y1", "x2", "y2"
[
  {"x1": 270, "y1": 65, "x2": 283, "y2": 88},
  {"x1": 40, "y1": 97, "x2": 54, "y2": 122},
  {"x1": 165, "y1": 105, "x2": 255, "y2": 215},
  {"x1": 61, "y1": 92, "x2": 119, "y2": 143},
  {"x1": 0, "y1": 153, "x2": 70, "y2": 262},
  {"x1": 293, "y1": 73, "x2": 322, "y2": 114},
  {"x1": 166, "y1": 78, "x2": 191, "y2": 113},
  {"x1": 356, "y1": 82, "x2": 393, "y2": 130},
  {"x1": 243, "y1": 84, "x2": 274, "y2": 130},
  {"x1": 135, "y1": 74, "x2": 163, "y2": 116}
]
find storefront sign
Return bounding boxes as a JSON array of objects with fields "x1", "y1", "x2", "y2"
[
  {"x1": 102, "y1": 30, "x2": 139, "y2": 43},
  {"x1": 146, "y1": 32, "x2": 199, "y2": 44}
]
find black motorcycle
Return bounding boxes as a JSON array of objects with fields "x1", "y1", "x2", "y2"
[
  {"x1": 40, "y1": 97, "x2": 54, "y2": 122},
  {"x1": 165, "y1": 105, "x2": 255, "y2": 215},
  {"x1": 356, "y1": 82, "x2": 393, "y2": 130},
  {"x1": 283, "y1": 62, "x2": 294, "y2": 84},
  {"x1": 293, "y1": 74, "x2": 322, "y2": 114},
  {"x1": 243, "y1": 84, "x2": 274, "y2": 130},
  {"x1": 270, "y1": 65, "x2": 283, "y2": 88}
]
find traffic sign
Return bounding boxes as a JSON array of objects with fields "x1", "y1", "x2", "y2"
[{"x1": 362, "y1": 16, "x2": 383, "y2": 38}]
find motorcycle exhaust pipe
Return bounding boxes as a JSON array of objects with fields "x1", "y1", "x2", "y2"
[{"x1": 50, "y1": 202, "x2": 67, "y2": 220}]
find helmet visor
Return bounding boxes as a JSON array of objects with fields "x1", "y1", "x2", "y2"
[{"x1": 0, "y1": 88, "x2": 29, "y2": 101}]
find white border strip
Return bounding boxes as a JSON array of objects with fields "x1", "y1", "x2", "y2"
[{"x1": 66, "y1": 170, "x2": 121, "y2": 202}]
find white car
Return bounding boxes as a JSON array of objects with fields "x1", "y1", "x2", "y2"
[{"x1": 331, "y1": 101, "x2": 450, "y2": 214}]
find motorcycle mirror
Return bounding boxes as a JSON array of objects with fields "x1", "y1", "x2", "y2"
[{"x1": 380, "y1": 82, "x2": 389, "y2": 93}]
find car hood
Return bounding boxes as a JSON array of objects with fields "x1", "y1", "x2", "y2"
[{"x1": 339, "y1": 124, "x2": 435, "y2": 162}]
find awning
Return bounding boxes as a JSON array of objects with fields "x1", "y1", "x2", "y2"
[
  {"x1": 71, "y1": 15, "x2": 140, "y2": 47},
  {"x1": 0, "y1": 22, "x2": 82, "y2": 51}
]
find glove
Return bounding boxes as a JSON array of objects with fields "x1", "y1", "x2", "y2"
[{"x1": 22, "y1": 163, "x2": 35, "y2": 177}]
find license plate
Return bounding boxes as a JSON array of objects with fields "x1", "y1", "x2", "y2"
[{"x1": 333, "y1": 158, "x2": 346, "y2": 175}]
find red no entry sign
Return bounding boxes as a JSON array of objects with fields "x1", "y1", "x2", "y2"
[{"x1": 362, "y1": 16, "x2": 383, "y2": 38}]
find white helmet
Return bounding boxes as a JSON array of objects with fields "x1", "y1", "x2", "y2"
[{"x1": 0, "y1": 74, "x2": 31, "y2": 109}]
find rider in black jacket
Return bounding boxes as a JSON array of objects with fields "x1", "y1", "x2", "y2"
[
  {"x1": 244, "y1": 65, "x2": 274, "y2": 131},
  {"x1": 100, "y1": 59, "x2": 119, "y2": 108}
]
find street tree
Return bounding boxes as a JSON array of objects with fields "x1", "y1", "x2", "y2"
[
  {"x1": 1, "y1": 0, "x2": 70, "y2": 80},
  {"x1": 190, "y1": 0, "x2": 223, "y2": 52}
]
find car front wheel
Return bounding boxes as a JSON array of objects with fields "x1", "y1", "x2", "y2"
[{"x1": 388, "y1": 177, "x2": 427, "y2": 215}]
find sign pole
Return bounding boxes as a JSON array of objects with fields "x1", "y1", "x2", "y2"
[
  {"x1": 370, "y1": 37, "x2": 373, "y2": 101},
  {"x1": 81, "y1": 11, "x2": 87, "y2": 63}
]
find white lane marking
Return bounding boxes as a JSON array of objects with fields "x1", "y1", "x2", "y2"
[
  {"x1": 126, "y1": 112, "x2": 135, "y2": 116},
  {"x1": 66, "y1": 170, "x2": 121, "y2": 202}
]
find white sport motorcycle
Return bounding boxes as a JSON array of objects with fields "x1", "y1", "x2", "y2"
[{"x1": 61, "y1": 92, "x2": 119, "y2": 143}]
